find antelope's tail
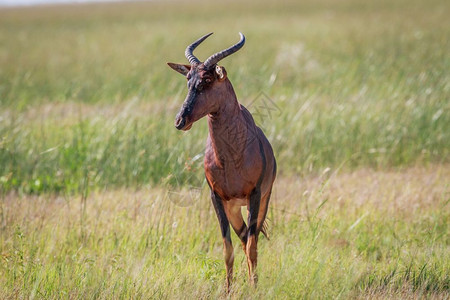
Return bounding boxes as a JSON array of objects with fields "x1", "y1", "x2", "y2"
[{"x1": 260, "y1": 219, "x2": 270, "y2": 240}]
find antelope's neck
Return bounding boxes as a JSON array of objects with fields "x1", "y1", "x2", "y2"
[{"x1": 207, "y1": 82, "x2": 249, "y2": 167}]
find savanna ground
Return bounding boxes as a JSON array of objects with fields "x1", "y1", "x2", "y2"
[{"x1": 0, "y1": 0, "x2": 449, "y2": 298}]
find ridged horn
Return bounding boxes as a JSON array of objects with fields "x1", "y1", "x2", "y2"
[
  {"x1": 203, "y1": 32, "x2": 245, "y2": 68},
  {"x1": 185, "y1": 32, "x2": 213, "y2": 66}
]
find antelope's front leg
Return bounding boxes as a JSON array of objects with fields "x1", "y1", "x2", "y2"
[
  {"x1": 211, "y1": 191, "x2": 234, "y2": 293},
  {"x1": 247, "y1": 187, "x2": 261, "y2": 285}
]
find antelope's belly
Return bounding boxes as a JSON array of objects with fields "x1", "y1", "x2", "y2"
[
  {"x1": 206, "y1": 172, "x2": 254, "y2": 202},
  {"x1": 214, "y1": 182, "x2": 250, "y2": 201},
  {"x1": 204, "y1": 152, "x2": 262, "y2": 202}
]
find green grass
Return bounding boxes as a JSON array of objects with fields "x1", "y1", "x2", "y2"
[
  {"x1": 0, "y1": 0, "x2": 449, "y2": 193},
  {"x1": 0, "y1": 0, "x2": 449, "y2": 298},
  {"x1": 1, "y1": 166, "x2": 448, "y2": 298}
]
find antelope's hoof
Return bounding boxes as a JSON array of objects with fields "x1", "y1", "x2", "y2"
[
  {"x1": 225, "y1": 281, "x2": 232, "y2": 294},
  {"x1": 249, "y1": 273, "x2": 258, "y2": 287}
]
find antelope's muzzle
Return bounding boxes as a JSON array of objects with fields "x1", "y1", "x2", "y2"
[
  {"x1": 175, "y1": 90, "x2": 196, "y2": 131},
  {"x1": 175, "y1": 113, "x2": 186, "y2": 130}
]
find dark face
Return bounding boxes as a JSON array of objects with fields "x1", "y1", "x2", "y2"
[
  {"x1": 168, "y1": 32, "x2": 243, "y2": 130},
  {"x1": 172, "y1": 64, "x2": 223, "y2": 131}
]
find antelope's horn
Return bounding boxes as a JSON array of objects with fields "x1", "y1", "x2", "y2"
[
  {"x1": 204, "y1": 32, "x2": 245, "y2": 68},
  {"x1": 185, "y1": 32, "x2": 213, "y2": 66}
]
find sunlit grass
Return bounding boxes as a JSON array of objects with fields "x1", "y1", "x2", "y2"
[
  {"x1": 0, "y1": 0, "x2": 449, "y2": 298},
  {"x1": 1, "y1": 0, "x2": 449, "y2": 193},
  {"x1": 0, "y1": 166, "x2": 448, "y2": 298}
]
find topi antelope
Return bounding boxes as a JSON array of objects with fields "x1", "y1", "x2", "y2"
[{"x1": 168, "y1": 32, "x2": 276, "y2": 291}]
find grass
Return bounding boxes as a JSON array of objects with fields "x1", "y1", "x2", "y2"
[
  {"x1": 0, "y1": 0, "x2": 449, "y2": 298},
  {"x1": 0, "y1": 166, "x2": 449, "y2": 298},
  {"x1": 0, "y1": 0, "x2": 449, "y2": 193}
]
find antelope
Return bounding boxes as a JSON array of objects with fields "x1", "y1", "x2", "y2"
[{"x1": 168, "y1": 32, "x2": 276, "y2": 291}]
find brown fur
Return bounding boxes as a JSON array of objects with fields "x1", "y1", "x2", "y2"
[{"x1": 168, "y1": 33, "x2": 276, "y2": 292}]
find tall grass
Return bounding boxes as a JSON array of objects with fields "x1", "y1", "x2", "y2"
[
  {"x1": 0, "y1": 166, "x2": 448, "y2": 298},
  {"x1": 0, "y1": 1, "x2": 449, "y2": 297},
  {"x1": 0, "y1": 103, "x2": 199, "y2": 194},
  {"x1": 0, "y1": 0, "x2": 449, "y2": 193}
]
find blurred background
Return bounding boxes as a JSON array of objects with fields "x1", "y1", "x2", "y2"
[
  {"x1": 0, "y1": 0, "x2": 449, "y2": 298},
  {"x1": 1, "y1": 0, "x2": 448, "y2": 193},
  {"x1": 0, "y1": 0, "x2": 127, "y2": 6}
]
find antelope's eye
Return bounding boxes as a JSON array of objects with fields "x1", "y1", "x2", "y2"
[{"x1": 205, "y1": 78, "x2": 212, "y2": 84}]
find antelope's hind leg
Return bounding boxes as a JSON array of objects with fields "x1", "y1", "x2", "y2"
[
  {"x1": 211, "y1": 191, "x2": 234, "y2": 293},
  {"x1": 223, "y1": 201, "x2": 248, "y2": 253},
  {"x1": 246, "y1": 187, "x2": 261, "y2": 285}
]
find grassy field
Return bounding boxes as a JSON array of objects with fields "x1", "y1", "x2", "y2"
[
  {"x1": 0, "y1": 0, "x2": 449, "y2": 298},
  {"x1": 1, "y1": 166, "x2": 449, "y2": 298}
]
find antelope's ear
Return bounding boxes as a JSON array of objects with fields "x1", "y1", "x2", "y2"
[
  {"x1": 167, "y1": 63, "x2": 191, "y2": 76},
  {"x1": 215, "y1": 65, "x2": 227, "y2": 82}
]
